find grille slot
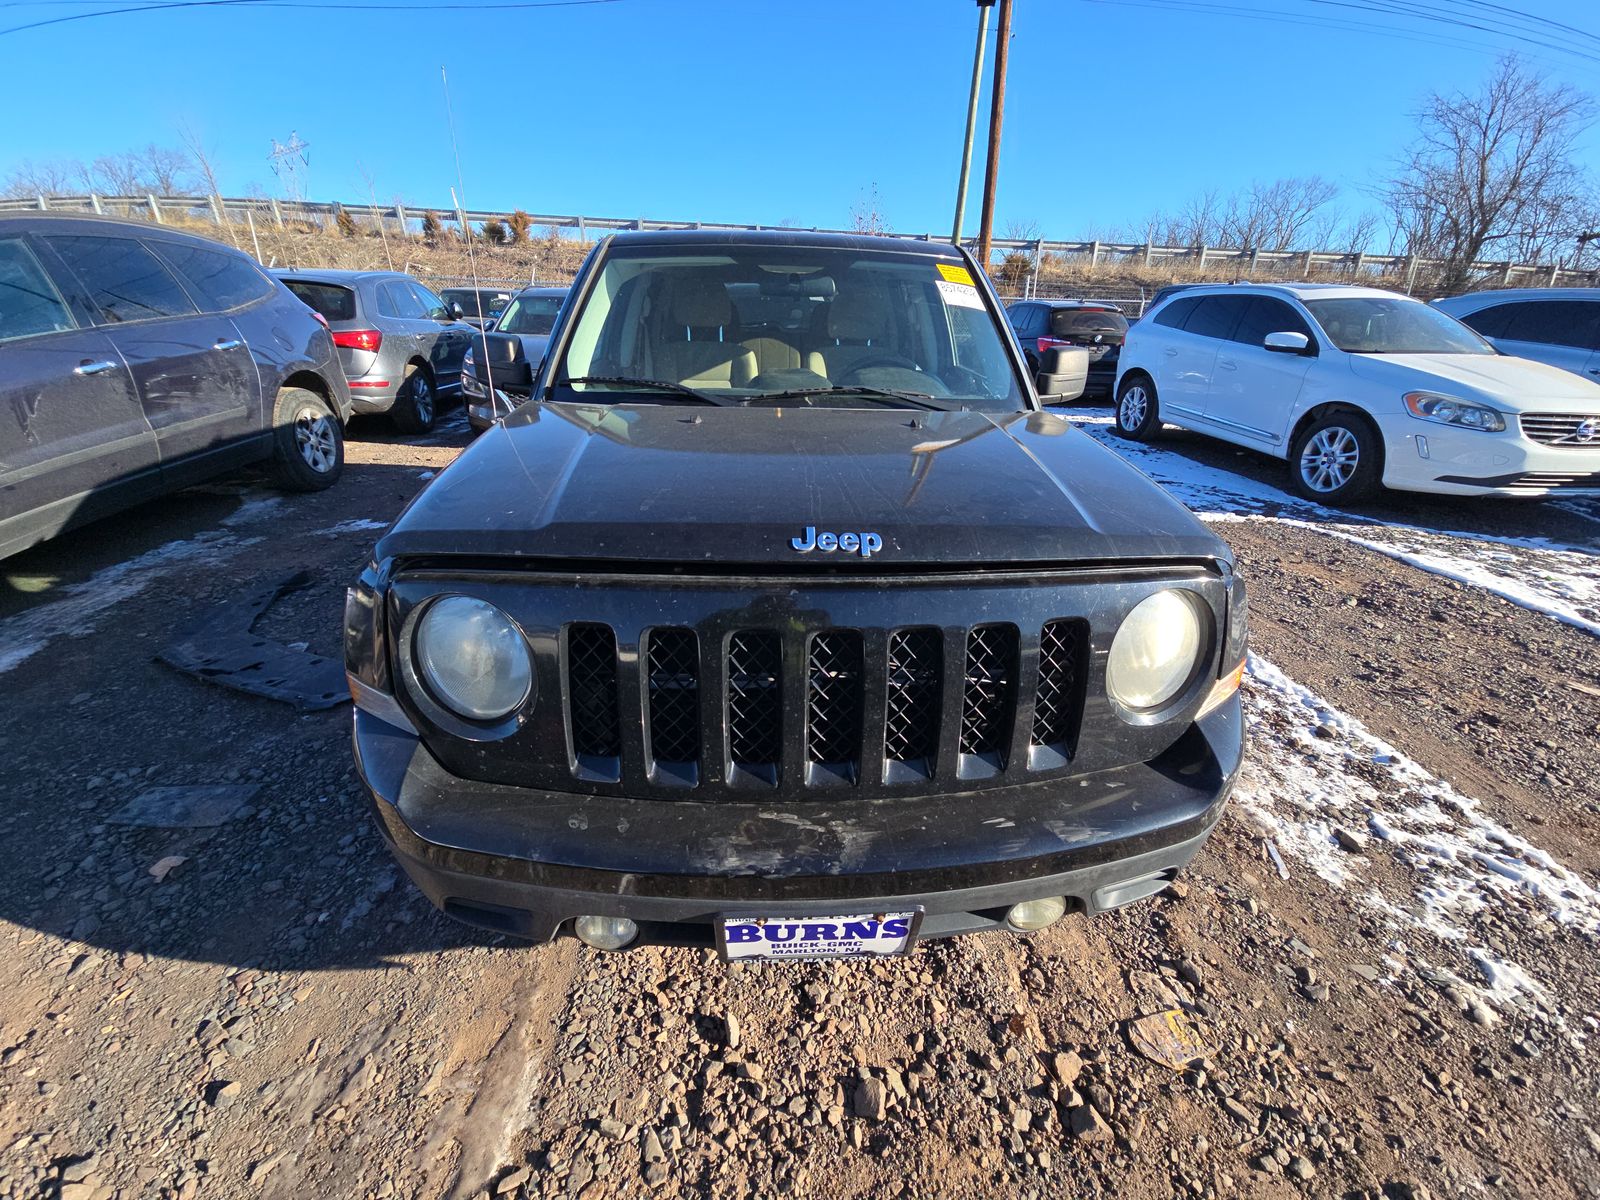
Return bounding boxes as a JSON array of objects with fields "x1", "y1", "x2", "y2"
[
  {"x1": 959, "y1": 624, "x2": 1018, "y2": 763},
  {"x1": 884, "y1": 628, "x2": 941, "y2": 778},
  {"x1": 646, "y1": 628, "x2": 700, "y2": 771},
  {"x1": 1519, "y1": 412, "x2": 1600, "y2": 446},
  {"x1": 1032, "y1": 619, "x2": 1086, "y2": 764},
  {"x1": 806, "y1": 630, "x2": 864, "y2": 778},
  {"x1": 566, "y1": 624, "x2": 620, "y2": 765},
  {"x1": 726, "y1": 630, "x2": 782, "y2": 782},
  {"x1": 1509, "y1": 471, "x2": 1600, "y2": 489}
]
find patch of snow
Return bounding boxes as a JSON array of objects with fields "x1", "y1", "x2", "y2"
[
  {"x1": 315, "y1": 519, "x2": 389, "y2": 537},
  {"x1": 1237, "y1": 654, "x2": 1600, "y2": 1028},
  {"x1": 0, "y1": 531, "x2": 260, "y2": 677},
  {"x1": 219, "y1": 493, "x2": 284, "y2": 527}
]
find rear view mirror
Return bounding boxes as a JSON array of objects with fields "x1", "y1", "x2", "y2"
[
  {"x1": 472, "y1": 332, "x2": 535, "y2": 394},
  {"x1": 1264, "y1": 331, "x2": 1312, "y2": 355},
  {"x1": 1035, "y1": 345, "x2": 1089, "y2": 403}
]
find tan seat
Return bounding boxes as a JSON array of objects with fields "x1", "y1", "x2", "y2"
[
  {"x1": 741, "y1": 334, "x2": 825, "y2": 378},
  {"x1": 653, "y1": 280, "x2": 756, "y2": 389},
  {"x1": 817, "y1": 292, "x2": 894, "y2": 380}
]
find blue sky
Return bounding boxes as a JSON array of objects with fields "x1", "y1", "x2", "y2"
[{"x1": 3, "y1": 0, "x2": 1598, "y2": 244}]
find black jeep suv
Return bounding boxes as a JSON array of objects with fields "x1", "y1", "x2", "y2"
[{"x1": 346, "y1": 230, "x2": 1246, "y2": 961}]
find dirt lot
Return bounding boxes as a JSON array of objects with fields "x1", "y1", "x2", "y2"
[{"x1": 0, "y1": 404, "x2": 1597, "y2": 1200}]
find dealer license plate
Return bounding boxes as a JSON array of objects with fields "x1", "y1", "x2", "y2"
[{"x1": 715, "y1": 911, "x2": 922, "y2": 962}]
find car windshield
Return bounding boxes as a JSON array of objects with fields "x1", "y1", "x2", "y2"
[
  {"x1": 1304, "y1": 297, "x2": 1493, "y2": 355},
  {"x1": 551, "y1": 245, "x2": 1026, "y2": 411},
  {"x1": 498, "y1": 293, "x2": 564, "y2": 335}
]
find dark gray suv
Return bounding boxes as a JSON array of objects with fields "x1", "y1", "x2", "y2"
[
  {"x1": 0, "y1": 213, "x2": 350, "y2": 561},
  {"x1": 275, "y1": 269, "x2": 476, "y2": 433}
]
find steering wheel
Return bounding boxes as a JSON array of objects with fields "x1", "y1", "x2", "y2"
[{"x1": 841, "y1": 353, "x2": 920, "y2": 377}]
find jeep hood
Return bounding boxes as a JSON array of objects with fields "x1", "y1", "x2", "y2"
[{"x1": 376, "y1": 404, "x2": 1228, "y2": 568}]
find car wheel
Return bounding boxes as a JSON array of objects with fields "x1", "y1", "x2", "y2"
[
  {"x1": 1289, "y1": 411, "x2": 1382, "y2": 504},
  {"x1": 1113, "y1": 376, "x2": 1160, "y2": 440},
  {"x1": 271, "y1": 387, "x2": 344, "y2": 492},
  {"x1": 392, "y1": 364, "x2": 437, "y2": 434}
]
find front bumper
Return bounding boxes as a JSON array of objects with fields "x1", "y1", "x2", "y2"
[
  {"x1": 353, "y1": 694, "x2": 1243, "y2": 947},
  {"x1": 1377, "y1": 417, "x2": 1600, "y2": 496}
]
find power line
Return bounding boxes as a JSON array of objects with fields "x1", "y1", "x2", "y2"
[
  {"x1": 1303, "y1": 0, "x2": 1600, "y2": 61},
  {"x1": 0, "y1": 0, "x2": 619, "y2": 35}
]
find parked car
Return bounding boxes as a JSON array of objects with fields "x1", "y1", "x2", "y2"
[
  {"x1": 1431, "y1": 288, "x2": 1600, "y2": 381},
  {"x1": 1113, "y1": 282, "x2": 1600, "y2": 503},
  {"x1": 438, "y1": 285, "x2": 514, "y2": 330},
  {"x1": 274, "y1": 269, "x2": 476, "y2": 433},
  {"x1": 345, "y1": 229, "x2": 1247, "y2": 957},
  {"x1": 0, "y1": 213, "x2": 350, "y2": 561},
  {"x1": 1006, "y1": 300, "x2": 1128, "y2": 400},
  {"x1": 462, "y1": 285, "x2": 568, "y2": 433}
]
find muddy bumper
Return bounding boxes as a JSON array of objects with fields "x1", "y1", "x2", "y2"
[{"x1": 353, "y1": 695, "x2": 1242, "y2": 947}]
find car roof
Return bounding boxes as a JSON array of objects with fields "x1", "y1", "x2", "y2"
[
  {"x1": 606, "y1": 228, "x2": 963, "y2": 257},
  {"x1": 272, "y1": 267, "x2": 403, "y2": 282},
  {"x1": 1019, "y1": 299, "x2": 1125, "y2": 310},
  {"x1": 1180, "y1": 281, "x2": 1411, "y2": 303},
  {"x1": 1433, "y1": 287, "x2": 1600, "y2": 306},
  {"x1": 0, "y1": 210, "x2": 248, "y2": 248},
  {"x1": 512, "y1": 285, "x2": 568, "y2": 297}
]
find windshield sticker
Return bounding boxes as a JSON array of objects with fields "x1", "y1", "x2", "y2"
[
  {"x1": 936, "y1": 263, "x2": 976, "y2": 286},
  {"x1": 937, "y1": 279, "x2": 985, "y2": 310}
]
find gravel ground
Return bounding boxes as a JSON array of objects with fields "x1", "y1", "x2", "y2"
[{"x1": 0, "y1": 406, "x2": 1596, "y2": 1200}]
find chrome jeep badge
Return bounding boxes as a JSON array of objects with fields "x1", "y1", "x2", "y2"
[{"x1": 790, "y1": 526, "x2": 884, "y2": 558}]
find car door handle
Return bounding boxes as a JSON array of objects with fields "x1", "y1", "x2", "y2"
[
  {"x1": 1589, "y1": 368, "x2": 1599, "y2": 375},
  {"x1": 213, "y1": 338, "x2": 243, "y2": 351},
  {"x1": 1164, "y1": 348, "x2": 1178, "y2": 357},
  {"x1": 74, "y1": 360, "x2": 118, "y2": 376},
  {"x1": 1217, "y1": 358, "x2": 1237, "y2": 371}
]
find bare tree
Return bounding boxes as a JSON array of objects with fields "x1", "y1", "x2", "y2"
[
  {"x1": 1219, "y1": 177, "x2": 1340, "y2": 251},
  {"x1": 138, "y1": 145, "x2": 198, "y2": 195},
  {"x1": 849, "y1": 184, "x2": 888, "y2": 235},
  {"x1": 178, "y1": 124, "x2": 240, "y2": 249},
  {"x1": 1383, "y1": 56, "x2": 1596, "y2": 290},
  {"x1": 1, "y1": 159, "x2": 82, "y2": 199}
]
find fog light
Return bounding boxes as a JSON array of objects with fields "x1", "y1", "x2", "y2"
[
  {"x1": 1005, "y1": 897, "x2": 1067, "y2": 932},
  {"x1": 574, "y1": 915, "x2": 637, "y2": 951}
]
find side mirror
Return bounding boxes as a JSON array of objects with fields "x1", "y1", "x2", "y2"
[
  {"x1": 471, "y1": 332, "x2": 534, "y2": 394},
  {"x1": 1264, "y1": 331, "x2": 1313, "y2": 355},
  {"x1": 449, "y1": 302, "x2": 466, "y2": 319},
  {"x1": 1034, "y1": 345, "x2": 1090, "y2": 403}
]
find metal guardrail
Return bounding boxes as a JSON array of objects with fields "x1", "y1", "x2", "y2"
[{"x1": 5, "y1": 192, "x2": 1597, "y2": 289}]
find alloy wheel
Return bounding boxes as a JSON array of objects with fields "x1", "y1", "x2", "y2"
[
  {"x1": 1119, "y1": 386, "x2": 1148, "y2": 431},
  {"x1": 293, "y1": 407, "x2": 338, "y2": 474},
  {"x1": 1299, "y1": 426, "x2": 1359, "y2": 493},
  {"x1": 410, "y1": 374, "x2": 434, "y2": 424}
]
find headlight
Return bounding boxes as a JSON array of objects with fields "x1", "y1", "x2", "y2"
[
  {"x1": 1106, "y1": 590, "x2": 1204, "y2": 712},
  {"x1": 461, "y1": 346, "x2": 485, "y2": 398},
  {"x1": 1403, "y1": 391, "x2": 1505, "y2": 432},
  {"x1": 414, "y1": 596, "x2": 532, "y2": 720}
]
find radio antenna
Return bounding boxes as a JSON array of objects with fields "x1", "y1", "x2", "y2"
[{"x1": 441, "y1": 66, "x2": 495, "y2": 405}]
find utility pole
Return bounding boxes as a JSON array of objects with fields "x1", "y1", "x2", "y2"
[
  {"x1": 951, "y1": 0, "x2": 995, "y2": 247},
  {"x1": 976, "y1": 0, "x2": 1012, "y2": 270}
]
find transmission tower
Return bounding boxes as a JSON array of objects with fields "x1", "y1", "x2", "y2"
[{"x1": 269, "y1": 132, "x2": 311, "y2": 204}]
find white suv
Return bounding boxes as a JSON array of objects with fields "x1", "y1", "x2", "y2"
[{"x1": 1113, "y1": 283, "x2": 1600, "y2": 503}]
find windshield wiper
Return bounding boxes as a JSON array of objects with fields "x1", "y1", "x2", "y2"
[
  {"x1": 561, "y1": 376, "x2": 732, "y2": 406},
  {"x1": 741, "y1": 386, "x2": 956, "y2": 412}
]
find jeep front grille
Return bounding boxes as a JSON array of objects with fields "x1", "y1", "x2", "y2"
[
  {"x1": 806, "y1": 630, "x2": 864, "y2": 773},
  {"x1": 559, "y1": 618, "x2": 1093, "y2": 793},
  {"x1": 646, "y1": 628, "x2": 700, "y2": 770},
  {"x1": 567, "y1": 623, "x2": 621, "y2": 761},
  {"x1": 726, "y1": 630, "x2": 782, "y2": 780},
  {"x1": 884, "y1": 628, "x2": 942, "y2": 777},
  {"x1": 1032, "y1": 619, "x2": 1087, "y2": 755},
  {"x1": 959, "y1": 623, "x2": 1018, "y2": 763}
]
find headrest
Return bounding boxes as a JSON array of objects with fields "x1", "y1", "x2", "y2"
[
  {"x1": 828, "y1": 291, "x2": 890, "y2": 341},
  {"x1": 669, "y1": 279, "x2": 732, "y2": 327}
]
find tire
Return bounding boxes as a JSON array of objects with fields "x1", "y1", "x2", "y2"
[
  {"x1": 392, "y1": 363, "x2": 437, "y2": 434},
  {"x1": 1113, "y1": 375, "x2": 1161, "y2": 440},
  {"x1": 271, "y1": 387, "x2": 344, "y2": 492},
  {"x1": 1289, "y1": 410, "x2": 1382, "y2": 505}
]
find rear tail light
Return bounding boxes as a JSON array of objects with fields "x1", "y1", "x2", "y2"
[
  {"x1": 333, "y1": 329, "x2": 383, "y2": 353},
  {"x1": 1037, "y1": 336, "x2": 1071, "y2": 353}
]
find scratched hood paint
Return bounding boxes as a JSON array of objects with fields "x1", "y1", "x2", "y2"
[{"x1": 376, "y1": 403, "x2": 1228, "y2": 567}]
